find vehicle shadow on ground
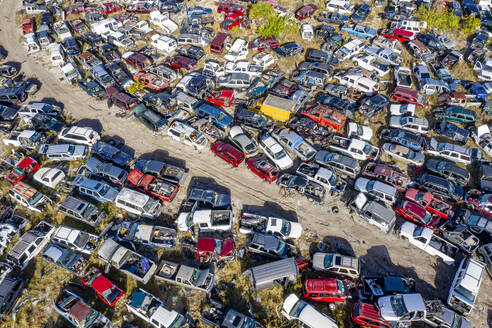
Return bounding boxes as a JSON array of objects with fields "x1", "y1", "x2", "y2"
[
  {"x1": 76, "y1": 118, "x2": 103, "y2": 134},
  {"x1": 101, "y1": 135, "x2": 136, "y2": 159},
  {"x1": 359, "y1": 245, "x2": 444, "y2": 299},
  {"x1": 187, "y1": 176, "x2": 231, "y2": 197},
  {"x1": 37, "y1": 97, "x2": 65, "y2": 111},
  {"x1": 241, "y1": 202, "x2": 299, "y2": 223},
  {"x1": 308, "y1": 235, "x2": 356, "y2": 257},
  {"x1": 138, "y1": 149, "x2": 187, "y2": 169}
]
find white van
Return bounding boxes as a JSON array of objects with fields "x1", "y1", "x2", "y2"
[
  {"x1": 281, "y1": 294, "x2": 338, "y2": 328},
  {"x1": 48, "y1": 43, "x2": 65, "y2": 66},
  {"x1": 224, "y1": 38, "x2": 248, "y2": 62},
  {"x1": 150, "y1": 34, "x2": 177, "y2": 54},
  {"x1": 149, "y1": 10, "x2": 178, "y2": 34},
  {"x1": 115, "y1": 188, "x2": 162, "y2": 219},
  {"x1": 390, "y1": 20, "x2": 427, "y2": 33},
  {"x1": 325, "y1": 0, "x2": 354, "y2": 14},
  {"x1": 447, "y1": 257, "x2": 485, "y2": 315}
]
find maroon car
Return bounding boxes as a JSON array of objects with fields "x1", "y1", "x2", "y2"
[
  {"x1": 122, "y1": 51, "x2": 151, "y2": 70},
  {"x1": 211, "y1": 141, "x2": 245, "y2": 167},
  {"x1": 106, "y1": 86, "x2": 139, "y2": 110},
  {"x1": 396, "y1": 200, "x2": 442, "y2": 230},
  {"x1": 248, "y1": 36, "x2": 279, "y2": 51},
  {"x1": 295, "y1": 4, "x2": 317, "y2": 20},
  {"x1": 165, "y1": 55, "x2": 197, "y2": 71},
  {"x1": 196, "y1": 237, "x2": 234, "y2": 263},
  {"x1": 246, "y1": 157, "x2": 279, "y2": 183}
]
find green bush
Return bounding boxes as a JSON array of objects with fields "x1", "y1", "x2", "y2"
[
  {"x1": 416, "y1": 4, "x2": 481, "y2": 34},
  {"x1": 250, "y1": 2, "x2": 274, "y2": 20},
  {"x1": 257, "y1": 16, "x2": 298, "y2": 40}
]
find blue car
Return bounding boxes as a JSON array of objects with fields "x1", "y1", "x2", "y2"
[
  {"x1": 194, "y1": 102, "x2": 233, "y2": 129},
  {"x1": 461, "y1": 81, "x2": 488, "y2": 99},
  {"x1": 434, "y1": 120, "x2": 469, "y2": 144},
  {"x1": 274, "y1": 42, "x2": 304, "y2": 57},
  {"x1": 72, "y1": 175, "x2": 119, "y2": 203},
  {"x1": 381, "y1": 128, "x2": 427, "y2": 152},
  {"x1": 62, "y1": 38, "x2": 80, "y2": 57},
  {"x1": 84, "y1": 156, "x2": 128, "y2": 185},
  {"x1": 91, "y1": 141, "x2": 133, "y2": 167},
  {"x1": 351, "y1": 4, "x2": 371, "y2": 22},
  {"x1": 340, "y1": 24, "x2": 376, "y2": 39}
]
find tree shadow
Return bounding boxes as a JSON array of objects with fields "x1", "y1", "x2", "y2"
[{"x1": 187, "y1": 176, "x2": 231, "y2": 197}]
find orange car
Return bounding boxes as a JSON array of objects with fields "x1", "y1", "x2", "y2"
[{"x1": 301, "y1": 104, "x2": 347, "y2": 131}]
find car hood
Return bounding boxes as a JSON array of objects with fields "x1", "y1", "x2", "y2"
[
  {"x1": 289, "y1": 222, "x2": 303, "y2": 239},
  {"x1": 399, "y1": 221, "x2": 416, "y2": 237},
  {"x1": 354, "y1": 177, "x2": 370, "y2": 192},
  {"x1": 312, "y1": 252, "x2": 325, "y2": 270},
  {"x1": 113, "y1": 151, "x2": 132, "y2": 166},
  {"x1": 103, "y1": 187, "x2": 119, "y2": 202}
]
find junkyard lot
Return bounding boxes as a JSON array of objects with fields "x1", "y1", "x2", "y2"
[{"x1": 0, "y1": 0, "x2": 491, "y2": 326}]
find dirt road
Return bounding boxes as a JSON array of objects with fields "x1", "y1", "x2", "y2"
[{"x1": 1, "y1": 0, "x2": 490, "y2": 325}]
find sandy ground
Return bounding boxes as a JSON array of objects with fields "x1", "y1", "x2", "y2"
[{"x1": 0, "y1": 0, "x2": 490, "y2": 326}]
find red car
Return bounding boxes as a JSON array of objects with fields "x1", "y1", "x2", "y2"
[
  {"x1": 248, "y1": 36, "x2": 279, "y2": 51},
  {"x1": 99, "y1": 2, "x2": 124, "y2": 14},
  {"x1": 133, "y1": 72, "x2": 168, "y2": 91},
  {"x1": 106, "y1": 86, "x2": 139, "y2": 110},
  {"x1": 396, "y1": 200, "x2": 442, "y2": 230},
  {"x1": 303, "y1": 278, "x2": 350, "y2": 303},
  {"x1": 165, "y1": 55, "x2": 197, "y2": 71},
  {"x1": 196, "y1": 237, "x2": 234, "y2": 262},
  {"x1": 217, "y1": 2, "x2": 245, "y2": 15},
  {"x1": 127, "y1": 168, "x2": 178, "y2": 202},
  {"x1": 464, "y1": 189, "x2": 492, "y2": 218},
  {"x1": 295, "y1": 4, "x2": 317, "y2": 20},
  {"x1": 80, "y1": 267, "x2": 125, "y2": 306},
  {"x1": 211, "y1": 141, "x2": 245, "y2": 167},
  {"x1": 22, "y1": 18, "x2": 34, "y2": 34},
  {"x1": 405, "y1": 188, "x2": 453, "y2": 219},
  {"x1": 351, "y1": 301, "x2": 392, "y2": 328},
  {"x1": 8, "y1": 157, "x2": 39, "y2": 184},
  {"x1": 206, "y1": 90, "x2": 234, "y2": 107},
  {"x1": 301, "y1": 104, "x2": 347, "y2": 131},
  {"x1": 220, "y1": 13, "x2": 244, "y2": 31},
  {"x1": 246, "y1": 157, "x2": 279, "y2": 183},
  {"x1": 381, "y1": 28, "x2": 414, "y2": 42},
  {"x1": 122, "y1": 51, "x2": 151, "y2": 70}
]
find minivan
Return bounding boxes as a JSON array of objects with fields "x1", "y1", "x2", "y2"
[
  {"x1": 315, "y1": 150, "x2": 360, "y2": 178},
  {"x1": 0, "y1": 87, "x2": 27, "y2": 104},
  {"x1": 392, "y1": 86, "x2": 428, "y2": 108},
  {"x1": 447, "y1": 257, "x2": 485, "y2": 315},
  {"x1": 210, "y1": 32, "x2": 231, "y2": 53},
  {"x1": 177, "y1": 33, "x2": 209, "y2": 47},
  {"x1": 58, "y1": 196, "x2": 106, "y2": 227},
  {"x1": 195, "y1": 103, "x2": 233, "y2": 130},
  {"x1": 38, "y1": 144, "x2": 88, "y2": 162},
  {"x1": 417, "y1": 173, "x2": 463, "y2": 202},
  {"x1": 72, "y1": 175, "x2": 120, "y2": 203},
  {"x1": 243, "y1": 257, "x2": 299, "y2": 291},
  {"x1": 115, "y1": 187, "x2": 162, "y2": 219},
  {"x1": 82, "y1": 156, "x2": 128, "y2": 185}
]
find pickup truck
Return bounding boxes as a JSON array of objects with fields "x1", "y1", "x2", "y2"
[
  {"x1": 423, "y1": 299, "x2": 471, "y2": 328},
  {"x1": 3, "y1": 130, "x2": 47, "y2": 149},
  {"x1": 177, "y1": 206, "x2": 234, "y2": 232},
  {"x1": 362, "y1": 162, "x2": 411, "y2": 193},
  {"x1": 437, "y1": 92, "x2": 482, "y2": 107},
  {"x1": 273, "y1": 129, "x2": 316, "y2": 162},
  {"x1": 98, "y1": 238, "x2": 157, "y2": 283},
  {"x1": 239, "y1": 212, "x2": 303, "y2": 240},
  {"x1": 399, "y1": 222, "x2": 458, "y2": 265},
  {"x1": 440, "y1": 222, "x2": 480, "y2": 254},
  {"x1": 247, "y1": 70, "x2": 284, "y2": 98},
  {"x1": 296, "y1": 162, "x2": 347, "y2": 195},
  {"x1": 155, "y1": 260, "x2": 214, "y2": 293},
  {"x1": 201, "y1": 299, "x2": 264, "y2": 328},
  {"x1": 277, "y1": 173, "x2": 326, "y2": 203},
  {"x1": 134, "y1": 159, "x2": 188, "y2": 185},
  {"x1": 349, "y1": 192, "x2": 396, "y2": 233},
  {"x1": 127, "y1": 168, "x2": 178, "y2": 202},
  {"x1": 329, "y1": 136, "x2": 379, "y2": 161},
  {"x1": 225, "y1": 61, "x2": 263, "y2": 78},
  {"x1": 300, "y1": 104, "x2": 347, "y2": 131}
]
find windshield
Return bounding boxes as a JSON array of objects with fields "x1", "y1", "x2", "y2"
[
  {"x1": 289, "y1": 299, "x2": 307, "y2": 318},
  {"x1": 60, "y1": 251, "x2": 78, "y2": 267},
  {"x1": 169, "y1": 314, "x2": 186, "y2": 328},
  {"x1": 214, "y1": 240, "x2": 222, "y2": 255},
  {"x1": 82, "y1": 309, "x2": 99, "y2": 328},
  {"x1": 143, "y1": 199, "x2": 154, "y2": 212},
  {"x1": 74, "y1": 232, "x2": 89, "y2": 248},
  {"x1": 363, "y1": 144, "x2": 373, "y2": 155},
  {"x1": 390, "y1": 295, "x2": 408, "y2": 317},
  {"x1": 422, "y1": 212, "x2": 432, "y2": 224},
  {"x1": 82, "y1": 204, "x2": 96, "y2": 219},
  {"x1": 337, "y1": 280, "x2": 346, "y2": 295},
  {"x1": 367, "y1": 180, "x2": 375, "y2": 191},
  {"x1": 413, "y1": 225, "x2": 424, "y2": 237},
  {"x1": 276, "y1": 240, "x2": 287, "y2": 255},
  {"x1": 190, "y1": 268, "x2": 201, "y2": 285},
  {"x1": 273, "y1": 148, "x2": 287, "y2": 160},
  {"x1": 241, "y1": 317, "x2": 256, "y2": 328},
  {"x1": 280, "y1": 220, "x2": 291, "y2": 236},
  {"x1": 99, "y1": 184, "x2": 110, "y2": 196},
  {"x1": 323, "y1": 254, "x2": 334, "y2": 268},
  {"x1": 454, "y1": 283, "x2": 476, "y2": 303},
  {"x1": 28, "y1": 191, "x2": 44, "y2": 205},
  {"x1": 452, "y1": 313, "x2": 462, "y2": 328}
]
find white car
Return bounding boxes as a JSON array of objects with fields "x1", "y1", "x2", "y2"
[
  {"x1": 389, "y1": 116, "x2": 429, "y2": 134},
  {"x1": 353, "y1": 55, "x2": 390, "y2": 77},
  {"x1": 258, "y1": 133, "x2": 293, "y2": 170},
  {"x1": 150, "y1": 34, "x2": 177, "y2": 54},
  {"x1": 58, "y1": 126, "x2": 100, "y2": 146},
  {"x1": 281, "y1": 294, "x2": 338, "y2": 328},
  {"x1": 224, "y1": 38, "x2": 248, "y2": 62},
  {"x1": 447, "y1": 257, "x2": 485, "y2": 315},
  {"x1": 202, "y1": 60, "x2": 225, "y2": 78},
  {"x1": 382, "y1": 143, "x2": 425, "y2": 166},
  {"x1": 301, "y1": 23, "x2": 314, "y2": 41},
  {"x1": 334, "y1": 72, "x2": 378, "y2": 93},
  {"x1": 347, "y1": 122, "x2": 373, "y2": 141},
  {"x1": 412, "y1": 61, "x2": 431, "y2": 84},
  {"x1": 378, "y1": 294, "x2": 426, "y2": 323},
  {"x1": 266, "y1": 217, "x2": 302, "y2": 240},
  {"x1": 252, "y1": 52, "x2": 276, "y2": 69},
  {"x1": 229, "y1": 125, "x2": 258, "y2": 157},
  {"x1": 167, "y1": 120, "x2": 208, "y2": 150},
  {"x1": 33, "y1": 167, "x2": 66, "y2": 189},
  {"x1": 51, "y1": 225, "x2": 99, "y2": 255},
  {"x1": 24, "y1": 33, "x2": 40, "y2": 54},
  {"x1": 474, "y1": 57, "x2": 492, "y2": 81},
  {"x1": 149, "y1": 10, "x2": 178, "y2": 33},
  {"x1": 389, "y1": 103, "x2": 415, "y2": 116},
  {"x1": 53, "y1": 21, "x2": 72, "y2": 41}
]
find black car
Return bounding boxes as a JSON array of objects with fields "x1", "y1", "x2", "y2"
[
  {"x1": 359, "y1": 275, "x2": 416, "y2": 300},
  {"x1": 98, "y1": 43, "x2": 120, "y2": 62},
  {"x1": 298, "y1": 61, "x2": 333, "y2": 79},
  {"x1": 0, "y1": 276, "x2": 25, "y2": 316},
  {"x1": 416, "y1": 33, "x2": 443, "y2": 53},
  {"x1": 315, "y1": 24, "x2": 335, "y2": 39},
  {"x1": 315, "y1": 94, "x2": 356, "y2": 112},
  {"x1": 105, "y1": 62, "x2": 132, "y2": 88},
  {"x1": 471, "y1": 30, "x2": 489, "y2": 50},
  {"x1": 0, "y1": 105, "x2": 19, "y2": 132},
  {"x1": 274, "y1": 42, "x2": 304, "y2": 57},
  {"x1": 316, "y1": 12, "x2": 350, "y2": 25},
  {"x1": 288, "y1": 117, "x2": 332, "y2": 145},
  {"x1": 352, "y1": 3, "x2": 371, "y2": 22},
  {"x1": 440, "y1": 222, "x2": 480, "y2": 254},
  {"x1": 77, "y1": 78, "x2": 105, "y2": 100},
  {"x1": 234, "y1": 107, "x2": 274, "y2": 132},
  {"x1": 81, "y1": 32, "x2": 104, "y2": 49},
  {"x1": 425, "y1": 159, "x2": 470, "y2": 187},
  {"x1": 480, "y1": 163, "x2": 492, "y2": 192},
  {"x1": 31, "y1": 113, "x2": 65, "y2": 133},
  {"x1": 41, "y1": 12, "x2": 52, "y2": 25},
  {"x1": 359, "y1": 94, "x2": 390, "y2": 118},
  {"x1": 177, "y1": 45, "x2": 205, "y2": 61},
  {"x1": 306, "y1": 49, "x2": 338, "y2": 65},
  {"x1": 417, "y1": 173, "x2": 463, "y2": 202},
  {"x1": 142, "y1": 92, "x2": 176, "y2": 115},
  {"x1": 62, "y1": 37, "x2": 81, "y2": 57}
]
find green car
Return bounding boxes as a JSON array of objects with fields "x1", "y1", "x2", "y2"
[{"x1": 433, "y1": 106, "x2": 476, "y2": 124}]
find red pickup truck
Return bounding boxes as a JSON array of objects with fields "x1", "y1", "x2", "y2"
[{"x1": 301, "y1": 104, "x2": 347, "y2": 131}]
